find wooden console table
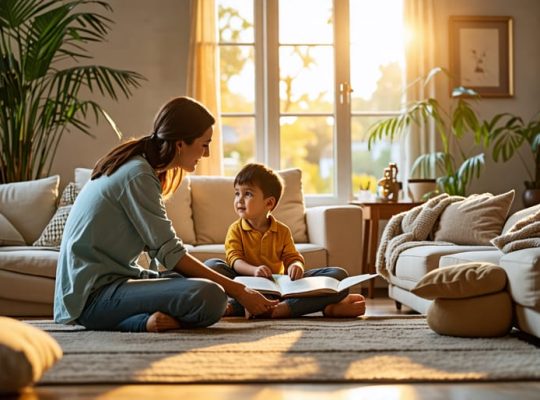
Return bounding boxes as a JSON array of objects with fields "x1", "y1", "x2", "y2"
[{"x1": 349, "y1": 201, "x2": 422, "y2": 298}]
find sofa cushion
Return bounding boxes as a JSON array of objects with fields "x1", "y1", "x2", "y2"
[
  {"x1": 411, "y1": 262, "x2": 507, "y2": 300},
  {"x1": 0, "y1": 214, "x2": 25, "y2": 246},
  {"x1": 439, "y1": 249, "x2": 503, "y2": 267},
  {"x1": 74, "y1": 167, "x2": 92, "y2": 190},
  {"x1": 391, "y1": 244, "x2": 494, "y2": 289},
  {"x1": 190, "y1": 169, "x2": 307, "y2": 245},
  {"x1": 165, "y1": 177, "x2": 196, "y2": 244},
  {"x1": 0, "y1": 317, "x2": 62, "y2": 393},
  {"x1": 502, "y1": 203, "x2": 540, "y2": 235},
  {"x1": 434, "y1": 190, "x2": 515, "y2": 245},
  {"x1": 0, "y1": 176, "x2": 60, "y2": 245},
  {"x1": 499, "y1": 247, "x2": 540, "y2": 308},
  {"x1": 426, "y1": 291, "x2": 512, "y2": 337}
]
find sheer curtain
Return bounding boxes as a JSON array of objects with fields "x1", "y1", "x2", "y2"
[
  {"x1": 187, "y1": 0, "x2": 223, "y2": 175},
  {"x1": 403, "y1": 0, "x2": 436, "y2": 180}
]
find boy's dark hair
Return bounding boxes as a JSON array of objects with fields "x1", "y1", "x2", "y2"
[{"x1": 234, "y1": 163, "x2": 284, "y2": 209}]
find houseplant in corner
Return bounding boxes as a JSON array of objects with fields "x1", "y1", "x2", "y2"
[
  {"x1": 0, "y1": 0, "x2": 145, "y2": 184},
  {"x1": 367, "y1": 67, "x2": 488, "y2": 197},
  {"x1": 487, "y1": 113, "x2": 540, "y2": 207}
]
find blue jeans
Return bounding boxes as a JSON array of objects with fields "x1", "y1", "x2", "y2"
[
  {"x1": 204, "y1": 258, "x2": 349, "y2": 317},
  {"x1": 77, "y1": 272, "x2": 227, "y2": 332}
]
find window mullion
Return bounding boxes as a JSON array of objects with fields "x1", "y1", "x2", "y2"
[
  {"x1": 334, "y1": 0, "x2": 352, "y2": 202},
  {"x1": 262, "y1": 0, "x2": 280, "y2": 169}
]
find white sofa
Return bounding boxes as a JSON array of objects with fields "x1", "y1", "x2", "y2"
[
  {"x1": 387, "y1": 203, "x2": 540, "y2": 339},
  {"x1": 0, "y1": 168, "x2": 363, "y2": 317}
]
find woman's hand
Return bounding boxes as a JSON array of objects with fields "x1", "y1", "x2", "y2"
[
  {"x1": 254, "y1": 265, "x2": 273, "y2": 278},
  {"x1": 235, "y1": 286, "x2": 278, "y2": 316},
  {"x1": 287, "y1": 263, "x2": 304, "y2": 281}
]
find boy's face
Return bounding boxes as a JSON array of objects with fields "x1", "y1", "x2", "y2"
[{"x1": 234, "y1": 183, "x2": 275, "y2": 220}]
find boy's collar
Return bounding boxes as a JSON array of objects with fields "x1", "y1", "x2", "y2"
[{"x1": 240, "y1": 214, "x2": 278, "y2": 232}]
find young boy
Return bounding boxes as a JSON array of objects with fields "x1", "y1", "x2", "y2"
[{"x1": 205, "y1": 163, "x2": 365, "y2": 318}]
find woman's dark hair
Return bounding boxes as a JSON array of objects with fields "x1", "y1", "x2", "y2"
[
  {"x1": 234, "y1": 163, "x2": 284, "y2": 210},
  {"x1": 92, "y1": 97, "x2": 215, "y2": 197}
]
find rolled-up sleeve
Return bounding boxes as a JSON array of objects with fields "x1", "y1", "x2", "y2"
[{"x1": 120, "y1": 172, "x2": 187, "y2": 270}]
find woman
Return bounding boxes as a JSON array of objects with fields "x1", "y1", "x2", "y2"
[{"x1": 54, "y1": 97, "x2": 277, "y2": 332}]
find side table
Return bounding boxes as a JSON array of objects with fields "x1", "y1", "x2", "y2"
[{"x1": 349, "y1": 201, "x2": 422, "y2": 298}]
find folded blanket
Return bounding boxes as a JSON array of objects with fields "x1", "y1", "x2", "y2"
[
  {"x1": 376, "y1": 194, "x2": 464, "y2": 280},
  {"x1": 491, "y1": 209, "x2": 540, "y2": 253}
]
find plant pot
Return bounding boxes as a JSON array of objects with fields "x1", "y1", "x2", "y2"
[
  {"x1": 522, "y1": 189, "x2": 540, "y2": 208},
  {"x1": 408, "y1": 179, "x2": 437, "y2": 202}
]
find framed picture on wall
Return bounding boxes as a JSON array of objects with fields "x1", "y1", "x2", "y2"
[{"x1": 449, "y1": 16, "x2": 514, "y2": 97}]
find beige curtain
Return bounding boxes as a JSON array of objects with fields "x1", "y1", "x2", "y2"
[
  {"x1": 187, "y1": 0, "x2": 223, "y2": 176},
  {"x1": 403, "y1": 0, "x2": 436, "y2": 179}
]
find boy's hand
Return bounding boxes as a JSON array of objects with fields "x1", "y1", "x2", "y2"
[
  {"x1": 254, "y1": 265, "x2": 273, "y2": 278},
  {"x1": 288, "y1": 263, "x2": 304, "y2": 281}
]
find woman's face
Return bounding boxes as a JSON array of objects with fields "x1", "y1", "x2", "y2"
[{"x1": 170, "y1": 126, "x2": 213, "y2": 172}]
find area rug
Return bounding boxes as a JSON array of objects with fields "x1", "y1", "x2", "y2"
[{"x1": 29, "y1": 316, "x2": 540, "y2": 384}]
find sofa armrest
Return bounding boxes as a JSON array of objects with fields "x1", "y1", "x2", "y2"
[{"x1": 305, "y1": 205, "x2": 363, "y2": 275}]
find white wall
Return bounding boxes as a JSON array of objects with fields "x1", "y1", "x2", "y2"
[
  {"x1": 433, "y1": 0, "x2": 540, "y2": 210},
  {"x1": 51, "y1": 0, "x2": 191, "y2": 184},
  {"x1": 51, "y1": 0, "x2": 540, "y2": 210}
]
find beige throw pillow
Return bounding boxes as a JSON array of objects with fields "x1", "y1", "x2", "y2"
[
  {"x1": 411, "y1": 262, "x2": 507, "y2": 300},
  {"x1": 434, "y1": 190, "x2": 515, "y2": 245},
  {"x1": 0, "y1": 176, "x2": 60, "y2": 244},
  {"x1": 0, "y1": 317, "x2": 62, "y2": 393},
  {"x1": 0, "y1": 214, "x2": 26, "y2": 246}
]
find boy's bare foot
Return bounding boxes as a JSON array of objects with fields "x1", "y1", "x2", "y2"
[
  {"x1": 323, "y1": 294, "x2": 366, "y2": 318},
  {"x1": 146, "y1": 311, "x2": 182, "y2": 332}
]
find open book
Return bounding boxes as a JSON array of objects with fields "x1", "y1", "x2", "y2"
[{"x1": 234, "y1": 273, "x2": 378, "y2": 298}]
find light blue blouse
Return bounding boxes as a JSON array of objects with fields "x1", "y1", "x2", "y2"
[{"x1": 54, "y1": 156, "x2": 187, "y2": 324}]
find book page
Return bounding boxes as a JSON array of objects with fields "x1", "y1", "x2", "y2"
[
  {"x1": 234, "y1": 276, "x2": 281, "y2": 296},
  {"x1": 275, "y1": 275, "x2": 340, "y2": 297},
  {"x1": 337, "y1": 274, "x2": 378, "y2": 292}
]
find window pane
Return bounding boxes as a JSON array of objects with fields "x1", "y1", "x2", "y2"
[
  {"x1": 222, "y1": 117, "x2": 255, "y2": 176},
  {"x1": 220, "y1": 45, "x2": 255, "y2": 113},
  {"x1": 218, "y1": 0, "x2": 254, "y2": 43},
  {"x1": 351, "y1": 116, "x2": 400, "y2": 197},
  {"x1": 350, "y1": 0, "x2": 404, "y2": 112},
  {"x1": 279, "y1": 0, "x2": 333, "y2": 44},
  {"x1": 280, "y1": 116, "x2": 334, "y2": 194},
  {"x1": 279, "y1": 45, "x2": 334, "y2": 113}
]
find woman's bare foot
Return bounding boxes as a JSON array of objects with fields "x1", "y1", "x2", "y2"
[
  {"x1": 323, "y1": 294, "x2": 366, "y2": 318},
  {"x1": 146, "y1": 311, "x2": 182, "y2": 332},
  {"x1": 245, "y1": 301, "x2": 289, "y2": 319},
  {"x1": 223, "y1": 302, "x2": 234, "y2": 317}
]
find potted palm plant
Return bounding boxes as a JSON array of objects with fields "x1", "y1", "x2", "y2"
[
  {"x1": 487, "y1": 113, "x2": 540, "y2": 207},
  {"x1": 0, "y1": 0, "x2": 145, "y2": 184},
  {"x1": 368, "y1": 68, "x2": 488, "y2": 197}
]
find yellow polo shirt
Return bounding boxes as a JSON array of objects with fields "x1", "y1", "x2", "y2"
[{"x1": 225, "y1": 215, "x2": 305, "y2": 274}]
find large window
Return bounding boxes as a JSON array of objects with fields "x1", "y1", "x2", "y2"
[{"x1": 217, "y1": 0, "x2": 405, "y2": 204}]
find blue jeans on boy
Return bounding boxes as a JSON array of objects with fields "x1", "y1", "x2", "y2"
[
  {"x1": 77, "y1": 272, "x2": 227, "y2": 332},
  {"x1": 204, "y1": 258, "x2": 349, "y2": 317}
]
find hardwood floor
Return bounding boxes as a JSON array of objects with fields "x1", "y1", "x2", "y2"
[{"x1": 11, "y1": 293, "x2": 540, "y2": 400}]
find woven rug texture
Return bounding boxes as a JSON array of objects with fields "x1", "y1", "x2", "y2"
[{"x1": 30, "y1": 316, "x2": 540, "y2": 384}]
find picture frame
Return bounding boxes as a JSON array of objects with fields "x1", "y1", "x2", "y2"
[{"x1": 449, "y1": 16, "x2": 514, "y2": 97}]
